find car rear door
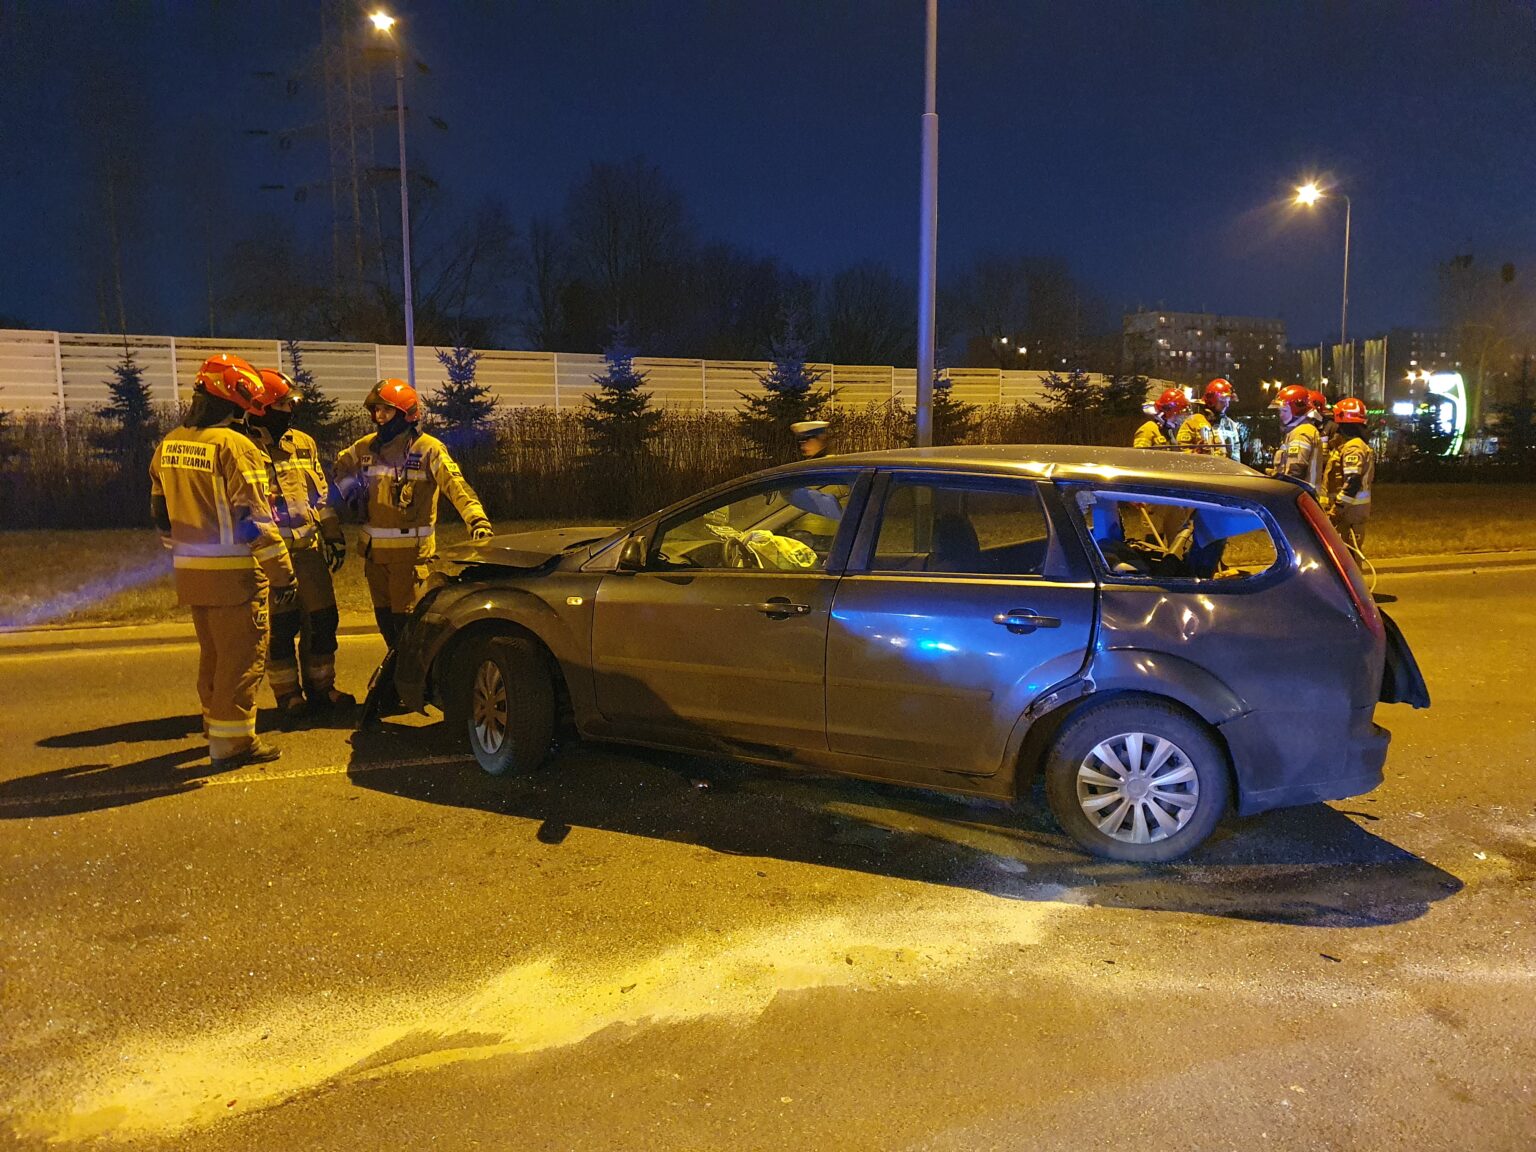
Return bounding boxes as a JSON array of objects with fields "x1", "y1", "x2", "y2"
[
  {"x1": 824, "y1": 471, "x2": 1095, "y2": 778},
  {"x1": 590, "y1": 470, "x2": 866, "y2": 753}
]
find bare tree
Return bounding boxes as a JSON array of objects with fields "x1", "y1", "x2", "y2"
[
  {"x1": 1437, "y1": 254, "x2": 1533, "y2": 432},
  {"x1": 820, "y1": 262, "x2": 915, "y2": 365},
  {"x1": 518, "y1": 217, "x2": 570, "y2": 350},
  {"x1": 564, "y1": 157, "x2": 692, "y2": 343}
]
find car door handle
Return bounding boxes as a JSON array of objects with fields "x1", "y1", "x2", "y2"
[
  {"x1": 754, "y1": 599, "x2": 811, "y2": 618},
  {"x1": 993, "y1": 609, "x2": 1060, "y2": 632}
]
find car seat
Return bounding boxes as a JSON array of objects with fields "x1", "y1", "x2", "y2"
[{"x1": 927, "y1": 512, "x2": 984, "y2": 573}]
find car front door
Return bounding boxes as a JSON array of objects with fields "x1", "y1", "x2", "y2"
[
  {"x1": 825, "y1": 472, "x2": 1096, "y2": 777},
  {"x1": 590, "y1": 471, "x2": 865, "y2": 753}
]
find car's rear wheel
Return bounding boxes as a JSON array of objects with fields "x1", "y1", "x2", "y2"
[
  {"x1": 453, "y1": 635, "x2": 555, "y2": 776},
  {"x1": 1043, "y1": 699, "x2": 1229, "y2": 863}
]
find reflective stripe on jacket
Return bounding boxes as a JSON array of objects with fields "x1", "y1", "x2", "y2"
[
  {"x1": 1133, "y1": 420, "x2": 1172, "y2": 450},
  {"x1": 149, "y1": 424, "x2": 294, "y2": 606},
  {"x1": 248, "y1": 426, "x2": 341, "y2": 551},
  {"x1": 1176, "y1": 412, "x2": 1218, "y2": 454},
  {"x1": 1278, "y1": 421, "x2": 1323, "y2": 487},
  {"x1": 333, "y1": 429, "x2": 489, "y2": 561}
]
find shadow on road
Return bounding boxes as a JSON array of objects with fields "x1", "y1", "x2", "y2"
[
  {"x1": 347, "y1": 718, "x2": 1462, "y2": 929},
  {"x1": 0, "y1": 747, "x2": 225, "y2": 817},
  {"x1": 37, "y1": 713, "x2": 204, "y2": 748}
]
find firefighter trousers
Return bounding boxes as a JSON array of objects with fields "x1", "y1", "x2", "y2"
[
  {"x1": 1333, "y1": 504, "x2": 1370, "y2": 552},
  {"x1": 363, "y1": 556, "x2": 430, "y2": 648},
  {"x1": 192, "y1": 595, "x2": 269, "y2": 760},
  {"x1": 268, "y1": 547, "x2": 341, "y2": 701}
]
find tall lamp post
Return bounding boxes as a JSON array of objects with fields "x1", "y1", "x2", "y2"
[
  {"x1": 914, "y1": 0, "x2": 938, "y2": 447},
  {"x1": 1295, "y1": 181, "x2": 1352, "y2": 390},
  {"x1": 372, "y1": 11, "x2": 416, "y2": 391}
]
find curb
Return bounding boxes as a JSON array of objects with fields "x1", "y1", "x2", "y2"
[
  {"x1": 3, "y1": 547, "x2": 1533, "y2": 655},
  {"x1": 1368, "y1": 549, "x2": 1536, "y2": 577}
]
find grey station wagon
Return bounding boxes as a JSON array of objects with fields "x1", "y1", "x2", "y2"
[{"x1": 379, "y1": 445, "x2": 1429, "y2": 862}]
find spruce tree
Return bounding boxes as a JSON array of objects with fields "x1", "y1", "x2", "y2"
[
  {"x1": 1028, "y1": 367, "x2": 1105, "y2": 443},
  {"x1": 737, "y1": 313, "x2": 834, "y2": 462},
  {"x1": 94, "y1": 349, "x2": 159, "y2": 520},
  {"x1": 931, "y1": 359, "x2": 978, "y2": 445},
  {"x1": 582, "y1": 328, "x2": 662, "y2": 514},
  {"x1": 427, "y1": 340, "x2": 497, "y2": 451},
  {"x1": 283, "y1": 340, "x2": 345, "y2": 448}
]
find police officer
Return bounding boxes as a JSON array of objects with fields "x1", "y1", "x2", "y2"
[
  {"x1": 1322, "y1": 397, "x2": 1375, "y2": 549},
  {"x1": 333, "y1": 379, "x2": 493, "y2": 647},
  {"x1": 1270, "y1": 384, "x2": 1323, "y2": 487},
  {"x1": 1133, "y1": 389, "x2": 1189, "y2": 449},
  {"x1": 149, "y1": 354, "x2": 296, "y2": 769},
  {"x1": 250, "y1": 369, "x2": 353, "y2": 718},
  {"x1": 791, "y1": 419, "x2": 832, "y2": 459}
]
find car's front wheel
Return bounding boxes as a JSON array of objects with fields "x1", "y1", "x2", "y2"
[
  {"x1": 1043, "y1": 699, "x2": 1229, "y2": 863},
  {"x1": 452, "y1": 635, "x2": 555, "y2": 776}
]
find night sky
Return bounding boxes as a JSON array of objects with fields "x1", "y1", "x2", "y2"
[{"x1": 3, "y1": 0, "x2": 1533, "y2": 346}]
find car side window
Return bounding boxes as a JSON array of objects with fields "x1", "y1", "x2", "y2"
[
  {"x1": 869, "y1": 477, "x2": 1051, "y2": 577},
  {"x1": 651, "y1": 479, "x2": 851, "y2": 572},
  {"x1": 1072, "y1": 487, "x2": 1281, "y2": 583}
]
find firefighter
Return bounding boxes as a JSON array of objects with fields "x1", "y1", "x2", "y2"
[
  {"x1": 149, "y1": 354, "x2": 296, "y2": 769},
  {"x1": 1201, "y1": 377, "x2": 1242, "y2": 459},
  {"x1": 333, "y1": 379, "x2": 493, "y2": 647},
  {"x1": 1322, "y1": 397, "x2": 1375, "y2": 549},
  {"x1": 1133, "y1": 389, "x2": 1189, "y2": 449},
  {"x1": 791, "y1": 420, "x2": 833, "y2": 459},
  {"x1": 1309, "y1": 389, "x2": 1336, "y2": 460},
  {"x1": 250, "y1": 369, "x2": 353, "y2": 718},
  {"x1": 1270, "y1": 384, "x2": 1323, "y2": 487}
]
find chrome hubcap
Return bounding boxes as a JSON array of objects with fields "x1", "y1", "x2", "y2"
[
  {"x1": 472, "y1": 660, "x2": 508, "y2": 755},
  {"x1": 1075, "y1": 731, "x2": 1199, "y2": 845}
]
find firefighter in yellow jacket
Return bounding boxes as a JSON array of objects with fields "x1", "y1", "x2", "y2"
[
  {"x1": 333, "y1": 379, "x2": 493, "y2": 646},
  {"x1": 1270, "y1": 384, "x2": 1323, "y2": 487},
  {"x1": 1322, "y1": 397, "x2": 1375, "y2": 549},
  {"x1": 1133, "y1": 389, "x2": 1189, "y2": 449},
  {"x1": 149, "y1": 354, "x2": 296, "y2": 768},
  {"x1": 250, "y1": 369, "x2": 353, "y2": 718}
]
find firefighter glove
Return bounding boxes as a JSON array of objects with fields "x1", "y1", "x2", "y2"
[
  {"x1": 325, "y1": 537, "x2": 347, "y2": 572},
  {"x1": 272, "y1": 583, "x2": 299, "y2": 612},
  {"x1": 471, "y1": 524, "x2": 494, "y2": 541}
]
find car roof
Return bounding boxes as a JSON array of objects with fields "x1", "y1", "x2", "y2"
[{"x1": 770, "y1": 444, "x2": 1292, "y2": 495}]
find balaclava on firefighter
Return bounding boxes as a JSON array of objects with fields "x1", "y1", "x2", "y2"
[
  {"x1": 187, "y1": 390, "x2": 245, "y2": 429},
  {"x1": 258, "y1": 406, "x2": 294, "y2": 438},
  {"x1": 372, "y1": 409, "x2": 413, "y2": 447}
]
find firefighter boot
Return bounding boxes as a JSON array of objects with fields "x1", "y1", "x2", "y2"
[{"x1": 210, "y1": 737, "x2": 283, "y2": 772}]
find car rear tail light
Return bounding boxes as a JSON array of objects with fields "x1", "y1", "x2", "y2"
[{"x1": 1298, "y1": 493, "x2": 1382, "y2": 639}]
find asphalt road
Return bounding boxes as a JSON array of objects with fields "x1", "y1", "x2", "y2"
[{"x1": 1, "y1": 568, "x2": 1533, "y2": 1151}]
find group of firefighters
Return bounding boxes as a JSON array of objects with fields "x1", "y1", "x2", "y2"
[
  {"x1": 150, "y1": 353, "x2": 1376, "y2": 772},
  {"x1": 150, "y1": 353, "x2": 491, "y2": 770},
  {"x1": 1133, "y1": 376, "x2": 1376, "y2": 547}
]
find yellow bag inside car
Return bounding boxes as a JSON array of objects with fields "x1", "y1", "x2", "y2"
[{"x1": 707, "y1": 523, "x2": 819, "y2": 570}]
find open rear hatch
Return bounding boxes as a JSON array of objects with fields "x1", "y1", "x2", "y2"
[{"x1": 1379, "y1": 608, "x2": 1430, "y2": 708}]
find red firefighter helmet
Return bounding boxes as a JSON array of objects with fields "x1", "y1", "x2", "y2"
[
  {"x1": 1272, "y1": 384, "x2": 1312, "y2": 422},
  {"x1": 1153, "y1": 388, "x2": 1190, "y2": 417},
  {"x1": 256, "y1": 369, "x2": 296, "y2": 409},
  {"x1": 1333, "y1": 396, "x2": 1368, "y2": 425},
  {"x1": 1307, "y1": 389, "x2": 1330, "y2": 418},
  {"x1": 365, "y1": 378, "x2": 421, "y2": 422},
  {"x1": 193, "y1": 353, "x2": 266, "y2": 414},
  {"x1": 1203, "y1": 377, "x2": 1235, "y2": 410}
]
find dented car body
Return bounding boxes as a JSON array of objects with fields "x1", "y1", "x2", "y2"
[{"x1": 386, "y1": 445, "x2": 1429, "y2": 862}]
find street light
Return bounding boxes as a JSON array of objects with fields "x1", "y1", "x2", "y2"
[
  {"x1": 372, "y1": 10, "x2": 416, "y2": 391},
  {"x1": 1294, "y1": 180, "x2": 1353, "y2": 381}
]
